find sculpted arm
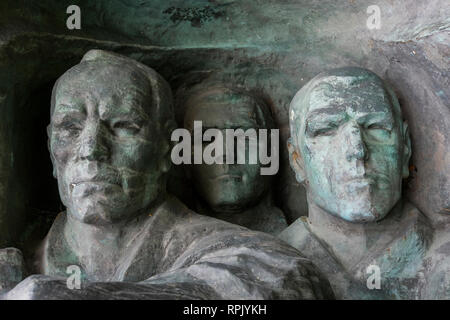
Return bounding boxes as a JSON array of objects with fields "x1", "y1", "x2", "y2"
[{"x1": 5, "y1": 231, "x2": 333, "y2": 300}]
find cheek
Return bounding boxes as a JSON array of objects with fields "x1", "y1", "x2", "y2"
[
  {"x1": 112, "y1": 124, "x2": 167, "y2": 170},
  {"x1": 50, "y1": 134, "x2": 75, "y2": 167},
  {"x1": 241, "y1": 164, "x2": 262, "y2": 182},
  {"x1": 303, "y1": 138, "x2": 335, "y2": 178},
  {"x1": 368, "y1": 144, "x2": 402, "y2": 175},
  {"x1": 110, "y1": 140, "x2": 158, "y2": 171},
  {"x1": 367, "y1": 137, "x2": 402, "y2": 173}
]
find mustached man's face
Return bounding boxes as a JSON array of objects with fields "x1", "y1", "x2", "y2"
[
  {"x1": 290, "y1": 74, "x2": 410, "y2": 223},
  {"x1": 49, "y1": 62, "x2": 168, "y2": 225},
  {"x1": 184, "y1": 89, "x2": 270, "y2": 213}
]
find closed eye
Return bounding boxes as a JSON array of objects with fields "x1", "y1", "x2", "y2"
[
  {"x1": 113, "y1": 121, "x2": 139, "y2": 129},
  {"x1": 111, "y1": 121, "x2": 141, "y2": 135},
  {"x1": 307, "y1": 125, "x2": 337, "y2": 137},
  {"x1": 54, "y1": 120, "x2": 83, "y2": 134},
  {"x1": 367, "y1": 123, "x2": 390, "y2": 132}
]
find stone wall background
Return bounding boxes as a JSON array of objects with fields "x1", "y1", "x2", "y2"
[{"x1": 0, "y1": 0, "x2": 448, "y2": 247}]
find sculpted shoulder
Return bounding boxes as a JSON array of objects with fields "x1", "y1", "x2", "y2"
[
  {"x1": 161, "y1": 196, "x2": 304, "y2": 263},
  {"x1": 420, "y1": 214, "x2": 450, "y2": 299}
]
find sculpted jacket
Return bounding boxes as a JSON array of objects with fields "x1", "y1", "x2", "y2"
[{"x1": 7, "y1": 196, "x2": 333, "y2": 299}]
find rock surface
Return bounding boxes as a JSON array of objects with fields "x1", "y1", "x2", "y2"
[
  {"x1": 0, "y1": 248, "x2": 26, "y2": 292},
  {"x1": 0, "y1": 0, "x2": 448, "y2": 246}
]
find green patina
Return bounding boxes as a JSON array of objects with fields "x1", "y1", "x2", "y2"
[{"x1": 289, "y1": 67, "x2": 410, "y2": 223}]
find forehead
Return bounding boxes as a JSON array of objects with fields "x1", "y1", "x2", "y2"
[
  {"x1": 308, "y1": 77, "x2": 393, "y2": 115},
  {"x1": 184, "y1": 90, "x2": 260, "y2": 130},
  {"x1": 54, "y1": 62, "x2": 152, "y2": 113}
]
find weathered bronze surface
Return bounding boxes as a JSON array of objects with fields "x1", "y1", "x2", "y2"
[
  {"x1": 280, "y1": 67, "x2": 434, "y2": 299},
  {"x1": 180, "y1": 85, "x2": 287, "y2": 234},
  {"x1": 0, "y1": 50, "x2": 333, "y2": 300},
  {"x1": 0, "y1": 1, "x2": 447, "y2": 300}
]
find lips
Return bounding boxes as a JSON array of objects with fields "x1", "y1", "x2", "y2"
[
  {"x1": 68, "y1": 170, "x2": 122, "y2": 193},
  {"x1": 70, "y1": 180, "x2": 117, "y2": 188},
  {"x1": 343, "y1": 176, "x2": 376, "y2": 185},
  {"x1": 72, "y1": 173, "x2": 120, "y2": 184},
  {"x1": 69, "y1": 180, "x2": 119, "y2": 195}
]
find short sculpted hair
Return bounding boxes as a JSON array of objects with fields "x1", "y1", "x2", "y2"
[
  {"x1": 49, "y1": 49, "x2": 176, "y2": 141},
  {"x1": 176, "y1": 80, "x2": 276, "y2": 130}
]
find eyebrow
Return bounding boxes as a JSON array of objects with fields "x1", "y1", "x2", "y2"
[
  {"x1": 305, "y1": 108, "x2": 346, "y2": 132},
  {"x1": 51, "y1": 111, "x2": 86, "y2": 129},
  {"x1": 99, "y1": 97, "x2": 150, "y2": 122},
  {"x1": 102, "y1": 107, "x2": 149, "y2": 122},
  {"x1": 356, "y1": 112, "x2": 394, "y2": 130},
  {"x1": 53, "y1": 102, "x2": 85, "y2": 115}
]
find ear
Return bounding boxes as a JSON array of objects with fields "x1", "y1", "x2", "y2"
[
  {"x1": 287, "y1": 137, "x2": 306, "y2": 184},
  {"x1": 160, "y1": 120, "x2": 177, "y2": 174},
  {"x1": 401, "y1": 121, "x2": 412, "y2": 179},
  {"x1": 160, "y1": 144, "x2": 171, "y2": 174},
  {"x1": 47, "y1": 124, "x2": 58, "y2": 179}
]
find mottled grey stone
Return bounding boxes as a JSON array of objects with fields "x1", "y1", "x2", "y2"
[
  {"x1": 177, "y1": 83, "x2": 287, "y2": 234},
  {"x1": 420, "y1": 227, "x2": 450, "y2": 299},
  {"x1": 0, "y1": 0, "x2": 448, "y2": 247},
  {"x1": 19, "y1": 195, "x2": 330, "y2": 299},
  {"x1": 0, "y1": 248, "x2": 26, "y2": 292},
  {"x1": 280, "y1": 200, "x2": 432, "y2": 299},
  {"x1": 3, "y1": 50, "x2": 333, "y2": 300},
  {"x1": 281, "y1": 67, "x2": 435, "y2": 299},
  {"x1": 0, "y1": 0, "x2": 447, "y2": 299}
]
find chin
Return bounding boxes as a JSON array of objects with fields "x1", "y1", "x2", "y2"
[
  {"x1": 210, "y1": 193, "x2": 262, "y2": 214},
  {"x1": 68, "y1": 200, "x2": 129, "y2": 225},
  {"x1": 339, "y1": 211, "x2": 380, "y2": 223},
  {"x1": 208, "y1": 198, "x2": 244, "y2": 213},
  {"x1": 336, "y1": 201, "x2": 391, "y2": 223}
]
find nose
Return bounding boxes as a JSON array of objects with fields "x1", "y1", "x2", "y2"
[
  {"x1": 344, "y1": 122, "x2": 369, "y2": 162},
  {"x1": 78, "y1": 121, "x2": 109, "y2": 162}
]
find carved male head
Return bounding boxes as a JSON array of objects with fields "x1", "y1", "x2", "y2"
[
  {"x1": 183, "y1": 86, "x2": 273, "y2": 213},
  {"x1": 48, "y1": 50, "x2": 174, "y2": 225},
  {"x1": 288, "y1": 67, "x2": 411, "y2": 222}
]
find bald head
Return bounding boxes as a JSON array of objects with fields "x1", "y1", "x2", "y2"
[
  {"x1": 289, "y1": 67, "x2": 404, "y2": 149},
  {"x1": 288, "y1": 67, "x2": 411, "y2": 223}
]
